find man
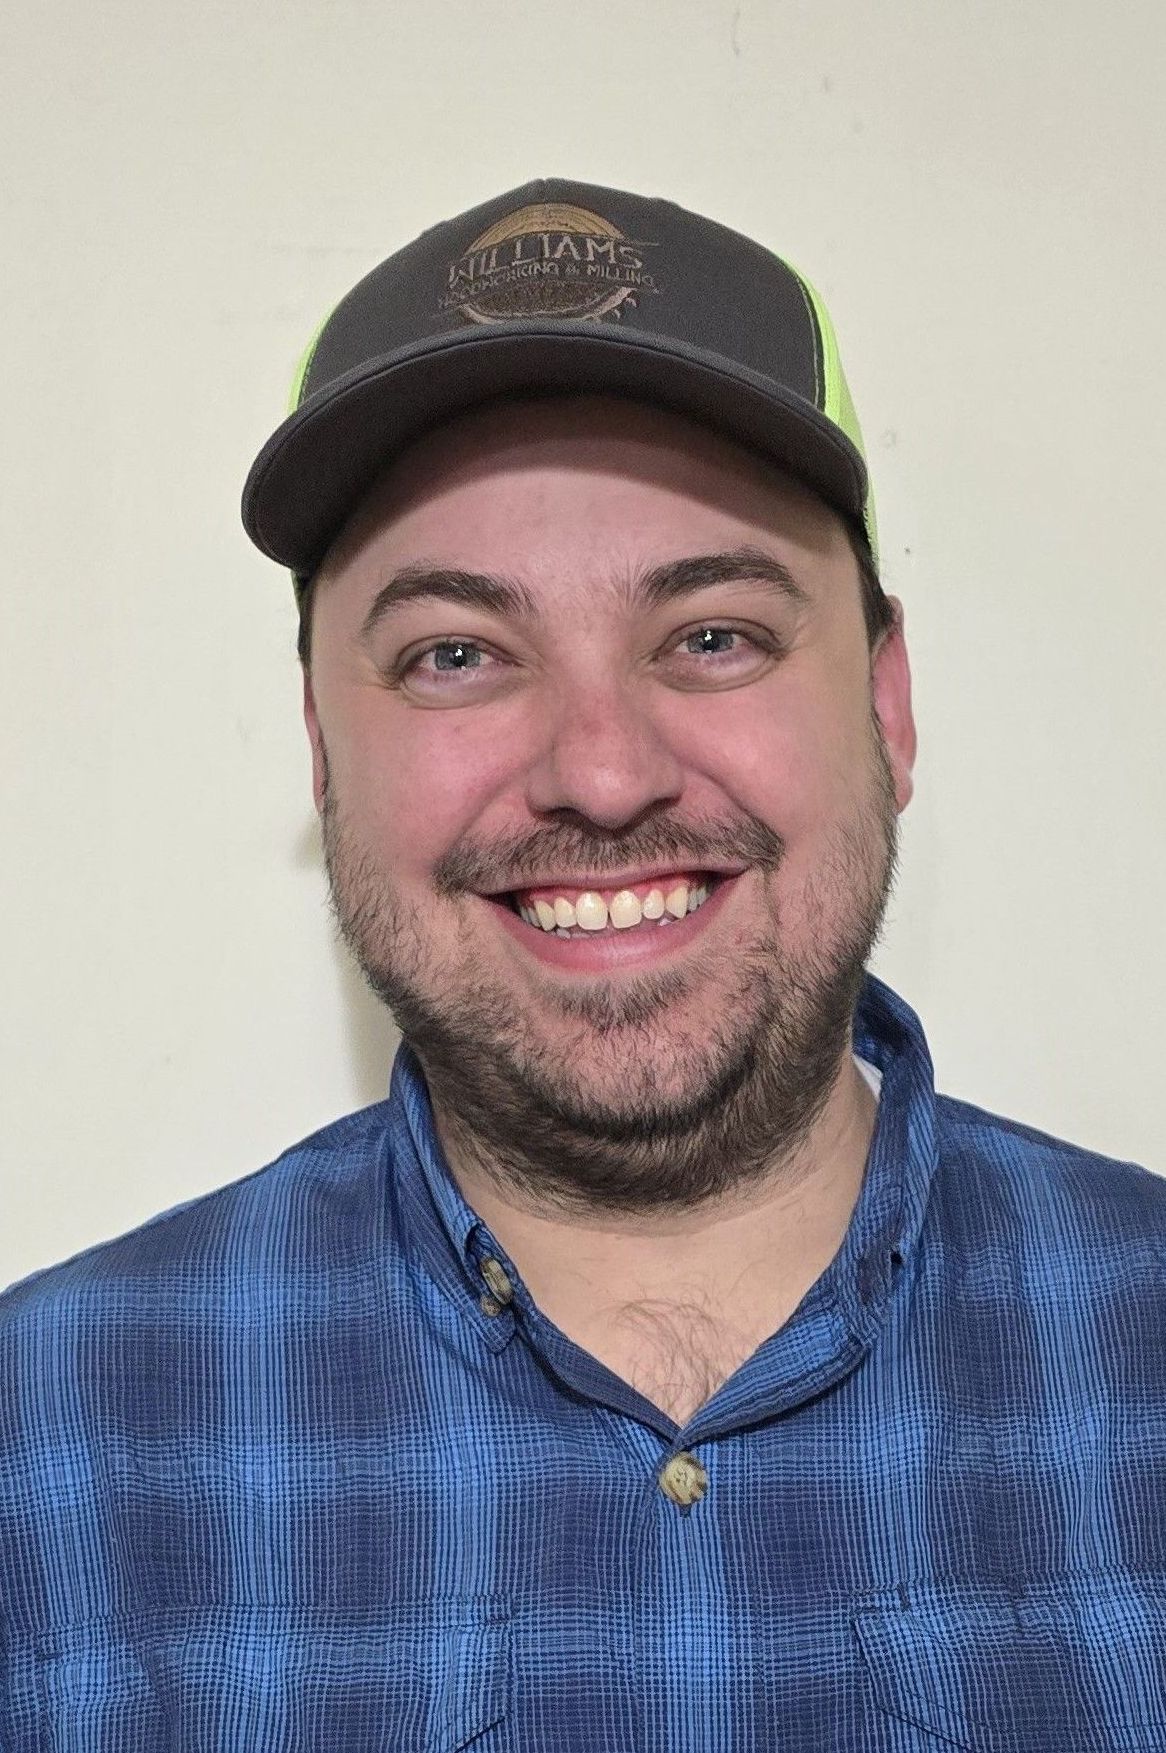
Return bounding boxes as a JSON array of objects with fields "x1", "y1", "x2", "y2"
[{"x1": 2, "y1": 181, "x2": 1163, "y2": 1749}]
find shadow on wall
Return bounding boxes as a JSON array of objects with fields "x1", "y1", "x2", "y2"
[{"x1": 294, "y1": 812, "x2": 403, "y2": 1108}]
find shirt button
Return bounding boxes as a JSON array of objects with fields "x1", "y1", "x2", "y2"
[
  {"x1": 480, "y1": 1257, "x2": 513, "y2": 1306},
  {"x1": 658, "y1": 1451, "x2": 708, "y2": 1507}
]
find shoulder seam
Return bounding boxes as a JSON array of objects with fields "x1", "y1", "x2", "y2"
[
  {"x1": 937, "y1": 1094, "x2": 1153, "y2": 1178},
  {"x1": 1, "y1": 1106, "x2": 394, "y2": 1304}
]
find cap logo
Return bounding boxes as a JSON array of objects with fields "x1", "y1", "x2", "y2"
[{"x1": 440, "y1": 202, "x2": 658, "y2": 324}]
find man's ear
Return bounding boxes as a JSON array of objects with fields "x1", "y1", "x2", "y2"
[
  {"x1": 302, "y1": 671, "x2": 328, "y2": 816},
  {"x1": 871, "y1": 597, "x2": 917, "y2": 812}
]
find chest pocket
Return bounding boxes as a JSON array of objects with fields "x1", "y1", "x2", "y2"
[
  {"x1": 30, "y1": 1599, "x2": 510, "y2": 1753},
  {"x1": 852, "y1": 1572, "x2": 1166, "y2": 1752}
]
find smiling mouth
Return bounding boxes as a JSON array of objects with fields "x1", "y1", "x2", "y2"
[{"x1": 498, "y1": 872, "x2": 721, "y2": 939}]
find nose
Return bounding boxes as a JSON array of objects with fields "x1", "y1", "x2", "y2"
[{"x1": 522, "y1": 667, "x2": 686, "y2": 831}]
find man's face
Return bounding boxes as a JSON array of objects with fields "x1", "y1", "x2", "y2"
[{"x1": 304, "y1": 396, "x2": 916, "y2": 1213}]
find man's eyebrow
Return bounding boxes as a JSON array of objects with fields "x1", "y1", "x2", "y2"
[
  {"x1": 358, "y1": 544, "x2": 811, "y2": 641},
  {"x1": 635, "y1": 547, "x2": 812, "y2": 613},
  {"x1": 359, "y1": 565, "x2": 539, "y2": 639}
]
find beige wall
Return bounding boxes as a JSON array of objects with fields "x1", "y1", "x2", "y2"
[{"x1": 4, "y1": 0, "x2": 1164, "y2": 1288}]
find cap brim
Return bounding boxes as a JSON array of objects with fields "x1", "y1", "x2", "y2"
[{"x1": 241, "y1": 322, "x2": 868, "y2": 576}]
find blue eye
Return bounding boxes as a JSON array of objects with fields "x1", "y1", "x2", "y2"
[
  {"x1": 686, "y1": 628, "x2": 743, "y2": 656},
  {"x1": 430, "y1": 641, "x2": 484, "y2": 671},
  {"x1": 397, "y1": 625, "x2": 776, "y2": 692},
  {"x1": 400, "y1": 640, "x2": 494, "y2": 681}
]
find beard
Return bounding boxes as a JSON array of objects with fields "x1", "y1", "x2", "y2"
[{"x1": 319, "y1": 713, "x2": 901, "y2": 1217}]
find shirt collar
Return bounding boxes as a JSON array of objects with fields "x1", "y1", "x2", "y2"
[
  {"x1": 833, "y1": 970, "x2": 937, "y2": 1342},
  {"x1": 387, "y1": 969, "x2": 938, "y2": 1356},
  {"x1": 384, "y1": 1042, "x2": 514, "y2": 1348}
]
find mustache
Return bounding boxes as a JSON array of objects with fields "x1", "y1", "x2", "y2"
[{"x1": 430, "y1": 813, "x2": 785, "y2": 900}]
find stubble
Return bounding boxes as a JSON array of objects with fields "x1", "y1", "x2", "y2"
[{"x1": 319, "y1": 715, "x2": 900, "y2": 1216}]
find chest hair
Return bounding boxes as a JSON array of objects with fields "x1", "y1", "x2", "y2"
[{"x1": 578, "y1": 1294, "x2": 773, "y2": 1426}]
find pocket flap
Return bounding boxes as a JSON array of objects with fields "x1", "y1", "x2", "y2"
[
  {"x1": 32, "y1": 1598, "x2": 511, "y2": 1752},
  {"x1": 852, "y1": 1574, "x2": 1166, "y2": 1752}
]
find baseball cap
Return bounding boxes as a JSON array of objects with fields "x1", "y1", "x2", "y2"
[{"x1": 241, "y1": 178, "x2": 877, "y2": 591}]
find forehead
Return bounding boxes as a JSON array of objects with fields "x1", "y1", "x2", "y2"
[{"x1": 316, "y1": 394, "x2": 854, "y2": 609}]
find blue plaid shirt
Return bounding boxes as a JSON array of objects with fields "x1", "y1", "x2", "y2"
[{"x1": 2, "y1": 972, "x2": 1164, "y2": 1750}]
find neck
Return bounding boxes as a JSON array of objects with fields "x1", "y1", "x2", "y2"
[{"x1": 431, "y1": 1048, "x2": 878, "y2": 1409}]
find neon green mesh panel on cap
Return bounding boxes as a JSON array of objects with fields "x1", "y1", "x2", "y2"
[
  {"x1": 287, "y1": 306, "x2": 337, "y2": 416},
  {"x1": 790, "y1": 268, "x2": 879, "y2": 568}
]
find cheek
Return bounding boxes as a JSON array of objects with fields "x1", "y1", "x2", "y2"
[
  {"x1": 697, "y1": 684, "x2": 854, "y2": 842},
  {"x1": 336, "y1": 708, "x2": 508, "y2": 863}
]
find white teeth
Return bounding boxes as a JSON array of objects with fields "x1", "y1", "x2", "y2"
[
  {"x1": 664, "y1": 883, "x2": 689, "y2": 919},
  {"x1": 574, "y1": 891, "x2": 608, "y2": 932},
  {"x1": 607, "y1": 889, "x2": 643, "y2": 930},
  {"x1": 517, "y1": 881, "x2": 711, "y2": 936}
]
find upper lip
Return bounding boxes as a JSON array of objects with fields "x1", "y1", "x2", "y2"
[{"x1": 480, "y1": 862, "x2": 748, "y2": 896}]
